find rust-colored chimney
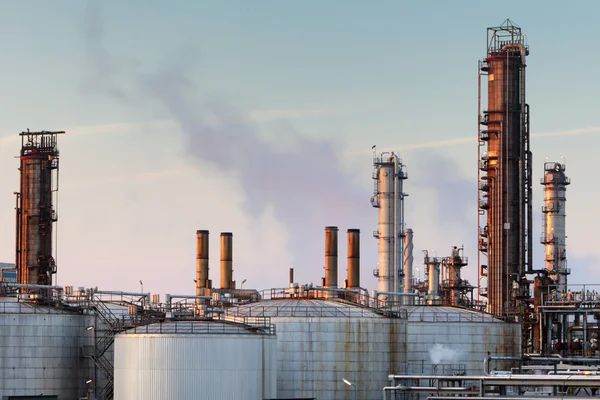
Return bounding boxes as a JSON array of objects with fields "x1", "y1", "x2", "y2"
[
  {"x1": 220, "y1": 232, "x2": 233, "y2": 289},
  {"x1": 289, "y1": 268, "x2": 294, "y2": 285},
  {"x1": 325, "y1": 226, "x2": 338, "y2": 288},
  {"x1": 347, "y1": 229, "x2": 360, "y2": 288},
  {"x1": 196, "y1": 230, "x2": 209, "y2": 296}
]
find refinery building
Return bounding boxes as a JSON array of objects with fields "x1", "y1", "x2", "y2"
[{"x1": 1, "y1": 20, "x2": 599, "y2": 400}]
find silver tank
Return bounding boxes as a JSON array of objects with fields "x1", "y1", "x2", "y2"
[
  {"x1": 228, "y1": 299, "x2": 407, "y2": 400},
  {"x1": 0, "y1": 297, "x2": 94, "y2": 398},
  {"x1": 113, "y1": 320, "x2": 277, "y2": 400}
]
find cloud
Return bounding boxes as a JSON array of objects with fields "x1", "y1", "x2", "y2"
[
  {"x1": 345, "y1": 125, "x2": 600, "y2": 156},
  {"x1": 82, "y1": 5, "x2": 372, "y2": 284}
]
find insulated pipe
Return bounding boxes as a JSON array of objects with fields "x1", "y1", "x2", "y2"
[
  {"x1": 220, "y1": 232, "x2": 233, "y2": 289},
  {"x1": 347, "y1": 229, "x2": 360, "y2": 288},
  {"x1": 196, "y1": 230, "x2": 209, "y2": 296},
  {"x1": 325, "y1": 226, "x2": 338, "y2": 288},
  {"x1": 403, "y1": 228, "x2": 414, "y2": 304},
  {"x1": 1, "y1": 283, "x2": 63, "y2": 291},
  {"x1": 483, "y1": 356, "x2": 523, "y2": 375}
]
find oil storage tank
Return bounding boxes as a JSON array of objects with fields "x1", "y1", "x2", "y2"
[
  {"x1": 0, "y1": 296, "x2": 94, "y2": 399},
  {"x1": 227, "y1": 298, "x2": 408, "y2": 400},
  {"x1": 404, "y1": 306, "x2": 521, "y2": 374},
  {"x1": 113, "y1": 320, "x2": 277, "y2": 400}
]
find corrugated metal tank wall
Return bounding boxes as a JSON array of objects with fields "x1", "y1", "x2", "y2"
[
  {"x1": 113, "y1": 323, "x2": 277, "y2": 400},
  {"x1": 0, "y1": 299, "x2": 94, "y2": 399},
  {"x1": 404, "y1": 307, "x2": 521, "y2": 374},
  {"x1": 228, "y1": 300, "x2": 407, "y2": 400}
]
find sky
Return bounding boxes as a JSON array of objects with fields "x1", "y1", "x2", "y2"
[{"x1": 1, "y1": 1, "x2": 599, "y2": 299}]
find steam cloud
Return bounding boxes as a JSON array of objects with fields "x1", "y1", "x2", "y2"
[
  {"x1": 83, "y1": 5, "x2": 373, "y2": 280},
  {"x1": 428, "y1": 343, "x2": 461, "y2": 364}
]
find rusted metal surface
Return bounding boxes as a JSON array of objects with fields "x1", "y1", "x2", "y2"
[
  {"x1": 196, "y1": 230, "x2": 209, "y2": 296},
  {"x1": 324, "y1": 226, "x2": 338, "y2": 288},
  {"x1": 347, "y1": 229, "x2": 360, "y2": 288},
  {"x1": 478, "y1": 20, "x2": 531, "y2": 317},
  {"x1": 220, "y1": 232, "x2": 233, "y2": 289},
  {"x1": 16, "y1": 130, "x2": 64, "y2": 286}
]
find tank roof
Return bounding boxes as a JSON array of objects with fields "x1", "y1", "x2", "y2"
[
  {"x1": 0, "y1": 296, "x2": 80, "y2": 315},
  {"x1": 119, "y1": 319, "x2": 275, "y2": 336},
  {"x1": 227, "y1": 299, "x2": 388, "y2": 318},
  {"x1": 403, "y1": 306, "x2": 507, "y2": 323}
]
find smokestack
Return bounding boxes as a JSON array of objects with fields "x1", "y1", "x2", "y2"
[
  {"x1": 220, "y1": 232, "x2": 233, "y2": 289},
  {"x1": 403, "y1": 228, "x2": 414, "y2": 304},
  {"x1": 289, "y1": 268, "x2": 294, "y2": 286},
  {"x1": 196, "y1": 230, "x2": 209, "y2": 296},
  {"x1": 347, "y1": 229, "x2": 360, "y2": 288},
  {"x1": 324, "y1": 226, "x2": 338, "y2": 288}
]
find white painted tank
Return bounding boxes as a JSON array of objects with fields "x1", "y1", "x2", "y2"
[
  {"x1": 113, "y1": 320, "x2": 277, "y2": 400},
  {"x1": 0, "y1": 297, "x2": 94, "y2": 399},
  {"x1": 227, "y1": 299, "x2": 407, "y2": 400}
]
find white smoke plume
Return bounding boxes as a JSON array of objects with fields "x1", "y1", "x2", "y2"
[{"x1": 428, "y1": 343, "x2": 461, "y2": 364}]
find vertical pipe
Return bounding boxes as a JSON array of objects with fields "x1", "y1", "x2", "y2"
[
  {"x1": 403, "y1": 228, "x2": 414, "y2": 304},
  {"x1": 220, "y1": 232, "x2": 233, "y2": 289},
  {"x1": 289, "y1": 268, "x2": 294, "y2": 286},
  {"x1": 347, "y1": 229, "x2": 360, "y2": 288},
  {"x1": 196, "y1": 230, "x2": 209, "y2": 296},
  {"x1": 325, "y1": 226, "x2": 338, "y2": 288}
]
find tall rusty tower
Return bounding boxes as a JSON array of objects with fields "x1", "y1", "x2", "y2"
[
  {"x1": 15, "y1": 130, "x2": 64, "y2": 286},
  {"x1": 478, "y1": 20, "x2": 532, "y2": 317}
]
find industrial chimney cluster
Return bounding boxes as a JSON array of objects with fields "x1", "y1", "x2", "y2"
[
  {"x1": 321, "y1": 226, "x2": 362, "y2": 290},
  {"x1": 194, "y1": 230, "x2": 239, "y2": 295}
]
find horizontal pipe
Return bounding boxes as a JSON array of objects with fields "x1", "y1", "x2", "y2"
[
  {"x1": 377, "y1": 291, "x2": 420, "y2": 297},
  {"x1": 93, "y1": 290, "x2": 150, "y2": 297},
  {"x1": 1, "y1": 283, "x2": 63, "y2": 291},
  {"x1": 389, "y1": 374, "x2": 600, "y2": 387},
  {"x1": 309, "y1": 287, "x2": 362, "y2": 294},
  {"x1": 484, "y1": 355, "x2": 523, "y2": 375},
  {"x1": 428, "y1": 397, "x2": 594, "y2": 400},
  {"x1": 166, "y1": 294, "x2": 212, "y2": 302},
  {"x1": 524, "y1": 356, "x2": 600, "y2": 364}
]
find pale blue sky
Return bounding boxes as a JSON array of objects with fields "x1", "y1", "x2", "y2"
[{"x1": 0, "y1": 1, "x2": 598, "y2": 296}]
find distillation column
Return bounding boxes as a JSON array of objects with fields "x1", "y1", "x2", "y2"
[
  {"x1": 443, "y1": 246, "x2": 469, "y2": 306},
  {"x1": 478, "y1": 20, "x2": 531, "y2": 317},
  {"x1": 424, "y1": 251, "x2": 441, "y2": 305},
  {"x1": 541, "y1": 162, "x2": 570, "y2": 293},
  {"x1": 371, "y1": 151, "x2": 407, "y2": 294},
  {"x1": 15, "y1": 130, "x2": 64, "y2": 286}
]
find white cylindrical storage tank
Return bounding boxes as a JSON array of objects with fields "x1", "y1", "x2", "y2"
[
  {"x1": 114, "y1": 320, "x2": 277, "y2": 400},
  {"x1": 0, "y1": 297, "x2": 94, "y2": 399},
  {"x1": 404, "y1": 306, "x2": 521, "y2": 375},
  {"x1": 227, "y1": 299, "x2": 407, "y2": 400}
]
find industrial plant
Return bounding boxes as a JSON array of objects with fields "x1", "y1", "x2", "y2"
[{"x1": 1, "y1": 19, "x2": 600, "y2": 400}]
